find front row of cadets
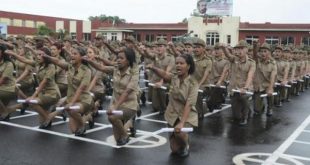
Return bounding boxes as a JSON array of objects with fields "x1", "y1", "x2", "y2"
[{"x1": 0, "y1": 36, "x2": 310, "y2": 157}]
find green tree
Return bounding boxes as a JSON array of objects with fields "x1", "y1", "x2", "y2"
[
  {"x1": 88, "y1": 14, "x2": 126, "y2": 24},
  {"x1": 37, "y1": 25, "x2": 54, "y2": 36}
]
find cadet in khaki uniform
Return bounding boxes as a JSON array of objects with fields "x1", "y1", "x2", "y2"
[
  {"x1": 293, "y1": 49, "x2": 303, "y2": 95},
  {"x1": 287, "y1": 48, "x2": 297, "y2": 100},
  {"x1": 14, "y1": 42, "x2": 35, "y2": 98},
  {"x1": 94, "y1": 34, "x2": 114, "y2": 61},
  {"x1": 221, "y1": 40, "x2": 256, "y2": 125},
  {"x1": 87, "y1": 46, "x2": 106, "y2": 117},
  {"x1": 192, "y1": 38, "x2": 212, "y2": 119},
  {"x1": 300, "y1": 51, "x2": 308, "y2": 91},
  {"x1": 143, "y1": 39, "x2": 175, "y2": 114},
  {"x1": 44, "y1": 47, "x2": 94, "y2": 136},
  {"x1": 85, "y1": 48, "x2": 139, "y2": 146},
  {"x1": 0, "y1": 45, "x2": 17, "y2": 121},
  {"x1": 7, "y1": 48, "x2": 61, "y2": 128},
  {"x1": 252, "y1": 43, "x2": 277, "y2": 116},
  {"x1": 184, "y1": 40, "x2": 194, "y2": 56},
  {"x1": 147, "y1": 54, "x2": 198, "y2": 157},
  {"x1": 207, "y1": 43, "x2": 230, "y2": 112},
  {"x1": 273, "y1": 45, "x2": 289, "y2": 107},
  {"x1": 50, "y1": 42, "x2": 68, "y2": 97}
]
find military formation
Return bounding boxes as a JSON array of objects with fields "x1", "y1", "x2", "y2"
[{"x1": 0, "y1": 34, "x2": 309, "y2": 157}]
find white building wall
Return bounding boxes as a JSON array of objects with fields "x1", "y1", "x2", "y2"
[{"x1": 188, "y1": 16, "x2": 240, "y2": 46}]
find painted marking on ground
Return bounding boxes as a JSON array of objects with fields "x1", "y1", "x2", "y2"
[
  {"x1": 262, "y1": 115, "x2": 310, "y2": 165},
  {"x1": 204, "y1": 104, "x2": 231, "y2": 117}
]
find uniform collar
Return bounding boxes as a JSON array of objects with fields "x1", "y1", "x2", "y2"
[
  {"x1": 118, "y1": 67, "x2": 131, "y2": 76},
  {"x1": 214, "y1": 55, "x2": 223, "y2": 61},
  {"x1": 238, "y1": 55, "x2": 248, "y2": 63}
]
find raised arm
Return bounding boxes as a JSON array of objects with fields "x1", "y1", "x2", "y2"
[
  {"x1": 220, "y1": 44, "x2": 235, "y2": 62},
  {"x1": 168, "y1": 42, "x2": 181, "y2": 58},
  {"x1": 83, "y1": 57, "x2": 113, "y2": 74},
  {"x1": 42, "y1": 54, "x2": 69, "y2": 70},
  {"x1": 96, "y1": 56, "x2": 117, "y2": 66},
  {"x1": 5, "y1": 50, "x2": 36, "y2": 67},
  {"x1": 0, "y1": 40, "x2": 15, "y2": 49},
  {"x1": 146, "y1": 64, "x2": 172, "y2": 82},
  {"x1": 103, "y1": 41, "x2": 119, "y2": 55}
]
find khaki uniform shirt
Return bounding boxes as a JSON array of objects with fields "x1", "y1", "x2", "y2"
[
  {"x1": 288, "y1": 60, "x2": 296, "y2": 80},
  {"x1": 111, "y1": 67, "x2": 139, "y2": 111},
  {"x1": 99, "y1": 47, "x2": 111, "y2": 60},
  {"x1": 193, "y1": 54, "x2": 212, "y2": 88},
  {"x1": 37, "y1": 64, "x2": 60, "y2": 99},
  {"x1": 67, "y1": 64, "x2": 92, "y2": 105},
  {"x1": 150, "y1": 53, "x2": 175, "y2": 83},
  {"x1": 228, "y1": 56, "x2": 256, "y2": 92},
  {"x1": 295, "y1": 60, "x2": 303, "y2": 79},
  {"x1": 165, "y1": 75, "x2": 199, "y2": 127},
  {"x1": 0, "y1": 61, "x2": 16, "y2": 92},
  {"x1": 208, "y1": 56, "x2": 230, "y2": 85},
  {"x1": 55, "y1": 57, "x2": 68, "y2": 85},
  {"x1": 254, "y1": 59, "x2": 277, "y2": 91},
  {"x1": 15, "y1": 57, "x2": 34, "y2": 84},
  {"x1": 276, "y1": 59, "x2": 289, "y2": 82},
  {"x1": 90, "y1": 66, "x2": 105, "y2": 94}
]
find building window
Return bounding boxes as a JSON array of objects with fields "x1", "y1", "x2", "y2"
[
  {"x1": 265, "y1": 36, "x2": 279, "y2": 45},
  {"x1": 133, "y1": 33, "x2": 141, "y2": 42},
  {"x1": 145, "y1": 34, "x2": 155, "y2": 42},
  {"x1": 100, "y1": 33, "x2": 107, "y2": 40},
  {"x1": 281, "y1": 36, "x2": 294, "y2": 45},
  {"x1": 71, "y1": 33, "x2": 76, "y2": 39},
  {"x1": 245, "y1": 36, "x2": 259, "y2": 45},
  {"x1": 206, "y1": 32, "x2": 219, "y2": 46},
  {"x1": 171, "y1": 35, "x2": 178, "y2": 42},
  {"x1": 83, "y1": 33, "x2": 91, "y2": 41},
  {"x1": 227, "y1": 35, "x2": 231, "y2": 45},
  {"x1": 302, "y1": 37, "x2": 310, "y2": 46},
  {"x1": 156, "y1": 34, "x2": 167, "y2": 41},
  {"x1": 34, "y1": 21, "x2": 37, "y2": 28},
  {"x1": 10, "y1": 19, "x2": 14, "y2": 26},
  {"x1": 22, "y1": 20, "x2": 26, "y2": 27},
  {"x1": 25, "y1": 20, "x2": 34, "y2": 28},
  {"x1": 111, "y1": 33, "x2": 117, "y2": 41}
]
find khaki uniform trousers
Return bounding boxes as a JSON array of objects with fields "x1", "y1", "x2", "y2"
[{"x1": 108, "y1": 109, "x2": 136, "y2": 141}]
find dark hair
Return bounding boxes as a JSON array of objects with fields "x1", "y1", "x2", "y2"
[
  {"x1": 122, "y1": 48, "x2": 136, "y2": 68},
  {"x1": 40, "y1": 47, "x2": 52, "y2": 67},
  {"x1": 74, "y1": 46, "x2": 89, "y2": 66},
  {"x1": 0, "y1": 44, "x2": 16, "y2": 69},
  {"x1": 52, "y1": 42, "x2": 66, "y2": 59},
  {"x1": 178, "y1": 54, "x2": 195, "y2": 75}
]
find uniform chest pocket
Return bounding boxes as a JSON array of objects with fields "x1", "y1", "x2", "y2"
[{"x1": 72, "y1": 75, "x2": 82, "y2": 86}]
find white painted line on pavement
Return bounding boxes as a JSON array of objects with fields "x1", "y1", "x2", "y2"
[
  {"x1": 137, "y1": 112, "x2": 159, "y2": 119},
  {"x1": 139, "y1": 118, "x2": 167, "y2": 124},
  {"x1": 0, "y1": 121, "x2": 120, "y2": 148},
  {"x1": 10, "y1": 113, "x2": 38, "y2": 120},
  {"x1": 262, "y1": 115, "x2": 310, "y2": 165},
  {"x1": 282, "y1": 154, "x2": 310, "y2": 162},
  {"x1": 204, "y1": 104, "x2": 231, "y2": 117},
  {"x1": 294, "y1": 140, "x2": 310, "y2": 145},
  {"x1": 85, "y1": 126, "x2": 110, "y2": 134}
]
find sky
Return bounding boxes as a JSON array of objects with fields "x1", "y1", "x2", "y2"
[{"x1": 1, "y1": 0, "x2": 309, "y2": 24}]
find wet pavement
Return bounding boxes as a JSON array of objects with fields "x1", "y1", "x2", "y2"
[{"x1": 1, "y1": 90, "x2": 310, "y2": 165}]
